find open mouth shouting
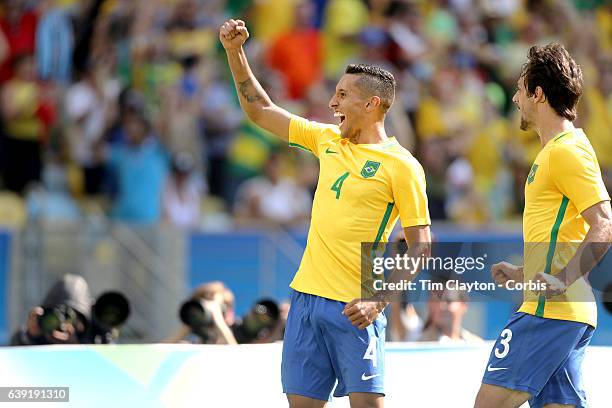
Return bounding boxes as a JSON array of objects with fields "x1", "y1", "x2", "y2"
[{"x1": 334, "y1": 111, "x2": 346, "y2": 127}]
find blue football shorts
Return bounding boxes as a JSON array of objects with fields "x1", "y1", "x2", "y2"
[
  {"x1": 281, "y1": 289, "x2": 386, "y2": 401},
  {"x1": 482, "y1": 312, "x2": 594, "y2": 408}
]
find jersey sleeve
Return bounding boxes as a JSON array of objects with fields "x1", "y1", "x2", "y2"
[
  {"x1": 550, "y1": 144, "x2": 611, "y2": 214},
  {"x1": 392, "y1": 156, "x2": 431, "y2": 227},
  {"x1": 288, "y1": 115, "x2": 338, "y2": 158}
]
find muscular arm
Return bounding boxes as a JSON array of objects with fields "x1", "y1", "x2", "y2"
[
  {"x1": 221, "y1": 20, "x2": 291, "y2": 140},
  {"x1": 390, "y1": 225, "x2": 432, "y2": 288},
  {"x1": 379, "y1": 225, "x2": 432, "y2": 305}
]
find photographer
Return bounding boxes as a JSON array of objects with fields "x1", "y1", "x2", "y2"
[
  {"x1": 11, "y1": 274, "x2": 93, "y2": 345},
  {"x1": 167, "y1": 281, "x2": 286, "y2": 345},
  {"x1": 164, "y1": 281, "x2": 238, "y2": 345},
  {"x1": 10, "y1": 274, "x2": 130, "y2": 345}
]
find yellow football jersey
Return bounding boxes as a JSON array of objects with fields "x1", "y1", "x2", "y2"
[
  {"x1": 519, "y1": 129, "x2": 610, "y2": 328},
  {"x1": 288, "y1": 116, "x2": 431, "y2": 302}
]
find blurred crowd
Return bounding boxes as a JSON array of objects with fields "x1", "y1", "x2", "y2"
[{"x1": 0, "y1": 0, "x2": 609, "y2": 229}]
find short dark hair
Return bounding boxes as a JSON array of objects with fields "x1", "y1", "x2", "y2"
[
  {"x1": 520, "y1": 43, "x2": 583, "y2": 121},
  {"x1": 345, "y1": 64, "x2": 396, "y2": 112}
]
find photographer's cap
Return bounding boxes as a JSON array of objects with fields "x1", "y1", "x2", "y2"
[{"x1": 42, "y1": 274, "x2": 93, "y2": 321}]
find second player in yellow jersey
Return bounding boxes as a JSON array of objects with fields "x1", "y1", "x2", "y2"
[{"x1": 519, "y1": 128, "x2": 610, "y2": 327}]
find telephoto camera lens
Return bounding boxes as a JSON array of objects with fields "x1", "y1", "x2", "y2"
[
  {"x1": 245, "y1": 299, "x2": 280, "y2": 333},
  {"x1": 233, "y1": 298, "x2": 280, "y2": 344},
  {"x1": 38, "y1": 305, "x2": 76, "y2": 336},
  {"x1": 93, "y1": 292, "x2": 131, "y2": 329},
  {"x1": 179, "y1": 299, "x2": 214, "y2": 329}
]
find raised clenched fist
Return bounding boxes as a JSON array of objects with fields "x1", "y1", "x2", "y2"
[{"x1": 219, "y1": 19, "x2": 249, "y2": 51}]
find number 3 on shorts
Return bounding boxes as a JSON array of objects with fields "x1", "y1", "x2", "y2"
[{"x1": 495, "y1": 329, "x2": 512, "y2": 359}]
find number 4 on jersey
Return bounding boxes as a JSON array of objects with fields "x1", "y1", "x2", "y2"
[{"x1": 331, "y1": 172, "x2": 350, "y2": 199}]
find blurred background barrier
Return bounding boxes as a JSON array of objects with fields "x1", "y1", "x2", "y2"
[
  {"x1": 3, "y1": 224, "x2": 612, "y2": 345},
  {"x1": 0, "y1": 342, "x2": 611, "y2": 407}
]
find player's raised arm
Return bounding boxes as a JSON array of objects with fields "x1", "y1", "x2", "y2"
[{"x1": 219, "y1": 19, "x2": 291, "y2": 141}]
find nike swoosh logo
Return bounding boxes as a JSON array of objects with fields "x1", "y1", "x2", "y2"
[
  {"x1": 487, "y1": 364, "x2": 508, "y2": 372},
  {"x1": 361, "y1": 373, "x2": 381, "y2": 381},
  {"x1": 325, "y1": 147, "x2": 337, "y2": 154}
]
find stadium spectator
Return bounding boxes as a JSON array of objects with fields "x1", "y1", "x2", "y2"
[
  {"x1": 0, "y1": 53, "x2": 55, "y2": 194},
  {"x1": 10, "y1": 274, "x2": 93, "y2": 345},
  {"x1": 321, "y1": 0, "x2": 369, "y2": 76},
  {"x1": 251, "y1": 0, "x2": 299, "y2": 44},
  {"x1": 418, "y1": 286, "x2": 482, "y2": 343},
  {"x1": 0, "y1": 0, "x2": 38, "y2": 84},
  {"x1": 419, "y1": 138, "x2": 448, "y2": 220},
  {"x1": 267, "y1": 1, "x2": 322, "y2": 99},
  {"x1": 387, "y1": 1, "x2": 429, "y2": 67},
  {"x1": 389, "y1": 302, "x2": 424, "y2": 342},
  {"x1": 234, "y1": 152, "x2": 312, "y2": 225},
  {"x1": 356, "y1": 24, "x2": 415, "y2": 150},
  {"x1": 158, "y1": 55, "x2": 203, "y2": 179},
  {"x1": 64, "y1": 65, "x2": 120, "y2": 195},
  {"x1": 164, "y1": 281, "x2": 237, "y2": 345},
  {"x1": 36, "y1": 0, "x2": 73, "y2": 84},
  {"x1": 446, "y1": 155, "x2": 489, "y2": 225},
  {"x1": 26, "y1": 155, "x2": 80, "y2": 222},
  {"x1": 162, "y1": 152, "x2": 203, "y2": 229},
  {"x1": 105, "y1": 109, "x2": 169, "y2": 224},
  {"x1": 199, "y1": 61, "x2": 243, "y2": 200},
  {"x1": 581, "y1": 54, "x2": 612, "y2": 192},
  {"x1": 0, "y1": 191, "x2": 27, "y2": 228}
]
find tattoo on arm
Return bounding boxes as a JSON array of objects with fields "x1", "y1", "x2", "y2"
[{"x1": 238, "y1": 78, "x2": 262, "y2": 103}]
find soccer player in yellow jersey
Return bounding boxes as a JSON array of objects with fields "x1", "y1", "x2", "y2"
[
  {"x1": 475, "y1": 44, "x2": 612, "y2": 408},
  {"x1": 220, "y1": 19, "x2": 431, "y2": 408}
]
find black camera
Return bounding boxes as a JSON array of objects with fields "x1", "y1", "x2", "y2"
[
  {"x1": 38, "y1": 291, "x2": 130, "y2": 343},
  {"x1": 89, "y1": 291, "x2": 131, "y2": 344},
  {"x1": 11, "y1": 274, "x2": 132, "y2": 346},
  {"x1": 232, "y1": 299, "x2": 280, "y2": 344},
  {"x1": 180, "y1": 299, "x2": 213, "y2": 328},
  {"x1": 179, "y1": 297, "x2": 280, "y2": 344},
  {"x1": 37, "y1": 305, "x2": 79, "y2": 336}
]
